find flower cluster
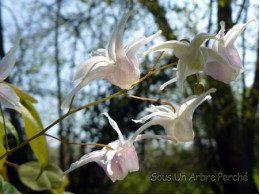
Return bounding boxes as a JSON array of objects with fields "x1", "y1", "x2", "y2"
[{"x1": 60, "y1": 11, "x2": 253, "y2": 182}]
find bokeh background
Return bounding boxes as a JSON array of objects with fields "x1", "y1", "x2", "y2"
[{"x1": 0, "y1": 0, "x2": 259, "y2": 193}]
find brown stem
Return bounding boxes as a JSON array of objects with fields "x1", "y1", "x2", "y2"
[
  {"x1": 44, "y1": 133, "x2": 113, "y2": 150},
  {"x1": 125, "y1": 94, "x2": 176, "y2": 112},
  {"x1": 150, "y1": 51, "x2": 164, "y2": 71},
  {"x1": 0, "y1": 61, "x2": 178, "y2": 161},
  {"x1": 5, "y1": 160, "x2": 19, "y2": 169}
]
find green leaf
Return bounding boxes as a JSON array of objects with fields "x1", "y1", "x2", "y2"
[
  {"x1": 0, "y1": 118, "x2": 20, "y2": 145},
  {"x1": 0, "y1": 124, "x2": 7, "y2": 170},
  {"x1": 5, "y1": 82, "x2": 38, "y2": 103},
  {"x1": 18, "y1": 161, "x2": 63, "y2": 191},
  {"x1": 0, "y1": 175, "x2": 21, "y2": 194},
  {"x1": 21, "y1": 100, "x2": 48, "y2": 167}
]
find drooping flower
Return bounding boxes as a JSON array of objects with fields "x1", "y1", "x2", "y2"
[
  {"x1": 142, "y1": 33, "x2": 216, "y2": 92},
  {"x1": 61, "y1": 11, "x2": 161, "y2": 108},
  {"x1": 204, "y1": 19, "x2": 255, "y2": 83},
  {"x1": 64, "y1": 113, "x2": 139, "y2": 182},
  {"x1": 64, "y1": 113, "x2": 175, "y2": 181},
  {"x1": 131, "y1": 88, "x2": 216, "y2": 143},
  {"x1": 0, "y1": 45, "x2": 21, "y2": 110}
]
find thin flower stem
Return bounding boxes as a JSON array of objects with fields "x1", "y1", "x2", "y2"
[
  {"x1": 5, "y1": 160, "x2": 20, "y2": 169},
  {"x1": 44, "y1": 133, "x2": 113, "y2": 150},
  {"x1": 0, "y1": 103, "x2": 9, "y2": 151},
  {"x1": 0, "y1": 60, "x2": 178, "y2": 161},
  {"x1": 125, "y1": 94, "x2": 176, "y2": 112},
  {"x1": 68, "y1": 95, "x2": 75, "y2": 112},
  {"x1": 195, "y1": 73, "x2": 200, "y2": 83},
  {"x1": 150, "y1": 51, "x2": 164, "y2": 71}
]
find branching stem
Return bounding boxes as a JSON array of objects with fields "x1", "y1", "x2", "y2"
[{"x1": 0, "y1": 60, "x2": 178, "y2": 161}]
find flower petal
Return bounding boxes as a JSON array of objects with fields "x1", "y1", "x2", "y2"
[
  {"x1": 201, "y1": 47, "x2": 240, "y2": 83},
  {"x1": 0, "y1": 45, "x2": 18, "y2": 81},
  {"x1": 190, "y1": 33, "x2": 216, "y2": 49},
  {"x1": 64, "y1": 150, "x2": 106, "y2": 175},
  {"x1": 102, "y1": 113, "x2": 124, "y2": 143},
  {"x1": 61, "y1": 65, "x2": 110, "y2": 109},
  {"x1": 142, "y1": 40, "x2": 188, "y2": 58},
  {"x1": 73, "y1": 56, "x2": 111, "y2": 81},
  {"x1": 135, "y1": 134, "x2": 175, "y2": 142},
  {"x1": 114, "y1": 11, "x2": 136, "y2": 59},
  {"x1": 171, "y1": 116, "x2": 194, "y2": 142},
  {"x1": 160, "y1": 77, "x2": 177, "y2": 91},
  {"x1": 130, "y1": 119, "x2": 165, "y2": 143},
  {"x1": 0, "y1": 83, "x2": 21, "y2": 109},
  {"x1": 121, "y1": 143, "x2": 139, "y2": 172},
  {"x1": 180, "y1": 88, "x2": 216, "y2": 116},
  {"x1": 107, "y1": 11, "x2": 135, "y2": 61},
  {"x1": 224, "y1": 19, "x2": 255, "y2": 47},
  {"x1": 125, "y1": 30, "x2": 162, "y2": 64}
]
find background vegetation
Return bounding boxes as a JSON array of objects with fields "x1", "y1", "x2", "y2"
[{"x1": 0, "y1": 0, "x2": 259, "y2": 193}]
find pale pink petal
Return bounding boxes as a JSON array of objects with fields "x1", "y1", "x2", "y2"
[
  {"x1": 105, "y1": 57, "x2": 140, "y2": 89},
  {"x1": 201, "y1": 47, "x2": 240, "y2": 83},
  {"x1": 121, "y1": 143, "x2": 139, "y2": 172}
]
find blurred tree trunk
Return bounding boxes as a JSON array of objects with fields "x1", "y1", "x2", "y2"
[
  {"x1": 141, "y1": 0, "x2": 258, "y2": 193},
  {"x1": 54, "y1": 0, "x2": 65, "y2": 170},
  {"x1": 206, "y1": 0, "x2": 258, "y2": 193}
]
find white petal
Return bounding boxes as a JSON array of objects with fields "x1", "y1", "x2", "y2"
[
  {"x1": 180, "y1": 88, "x2": 216, "y2": 116},
  {"x1": 102, "y1": 113, "x2": 124, "y2": 143},
  {"x1": 150, "y1": 105, "x2": 175, "y2": 114},
  {"x1": 73, "y1": 56, "x2": 110, "y2": 81},
  {"x1": 89, "y1": 49, "x2": 108, "y2": 57},
  {"x1": 135, "y1": 134, "x2": 176, "y2": 142},
  {"x1": 64, "y1": 150, "x2": 106, "y2": 175},
  {"x1": 130, "y1": 119, "x2": 166, "y2": 143},
  {"x1": 160, "y1": 77, "x2": 177, "y2": 90},
  {"x1": 176, "y1": 60, "x2": 187, "y2": 92},
  {"x1": 126, "y1": 30, "x2": 162, "y2": 61},
  {"x1": 0, "y1": 83, "x2": 21, "y2": 109},
  {"x1": 224, "y1": 19, "x2": 255, "y2": 47},
  {"x1": 142, "y1": 41, "x2": 188, "y2": 58},
  {"x1": 0, "y1": 45, "x2": 18, "y2": 81},
  {"x1": 132, "y1": 111, "x2": 173, "y2": 124},
  {"x1": 61, "y1": 65, "x2": 110, "y2": 109},
  {"x1": 171, "y1": 116, "x2": 194, "y2": 142},
  {"x1": 190, "y1": 33, "x2": 216, "y2": 49},
  {"x1": 107, "y1": 11, "x2": 135, "y2": 61},
  {"x1": 114, "y1": 11, "x2": 135, "y2": 59}
]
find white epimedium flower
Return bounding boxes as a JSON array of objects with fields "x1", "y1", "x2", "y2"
[
  {"x1": 61, "y1": 11, "x2": 162, "y2": 108},
  {"x1": 142, "y1": 33, "x2": 216, "y2": 92},
  {"x1": 64, "y1": 113, "x2": 175, "y2": 182},
  {"x1": 131, "y1": 88, "x2": 216, "y2": 143},
  {"x1": 64, "y1": 113, "x2": 139, "y2": 182},
  {"x1": 0, "y1": 45, "x2": 21, "y2": 110},
  {"x1": 204, "y1": 19, "x2": 255, "y2": 83}
]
